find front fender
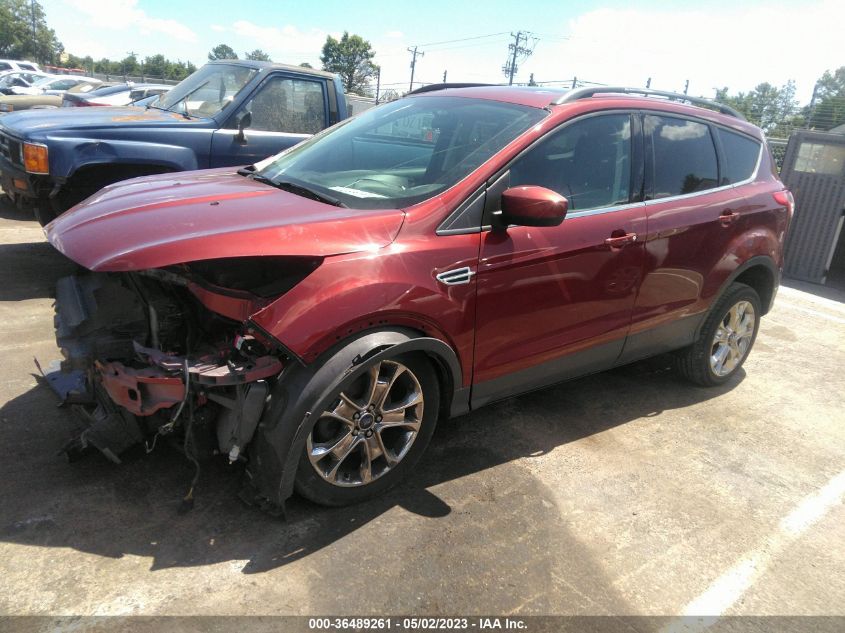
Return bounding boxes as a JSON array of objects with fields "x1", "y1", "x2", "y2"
[
  {"x1": 246, "y1": 328, "x2": 465, "y2": 512},
  {"x1": 46, "y1": 137, "x2": 200, "y2": 181}
]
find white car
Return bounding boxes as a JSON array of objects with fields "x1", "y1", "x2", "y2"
[
  {"x1": 10, "y1": 74, "x2": 102, "y2": 96},
  {"x1": 0, "y1": 59, "x2": 41, "y2": 73},
  {"x1": 0, "y1": 70, "x2": 52, "y2": 94}
]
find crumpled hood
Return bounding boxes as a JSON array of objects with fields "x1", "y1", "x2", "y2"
[
  {"x1": 46, "y1": 168, "x2": 405, "y2": 271},
  {"x1": 0, "y1": 105, "x2": 199, "y2": 135}
]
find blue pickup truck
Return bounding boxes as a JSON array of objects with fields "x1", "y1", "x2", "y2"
[{"x1": 0, "y1": 60, "x2": 349, "y2": 224}]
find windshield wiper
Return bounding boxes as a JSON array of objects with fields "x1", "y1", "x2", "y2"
[
  {"x1": 275, "y1": 181, "x2": 346, "y2": 207},
  {"x1": 243, "y1": 174, "x2": 345, "y2": 207}
]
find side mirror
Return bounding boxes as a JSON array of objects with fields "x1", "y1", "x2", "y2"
[
  {"x1": 492, "y1": 186, "x2": 568, "y2": 229},
  {"x1": 235, "y1": 111, "x2": 252, "y2": 144}
]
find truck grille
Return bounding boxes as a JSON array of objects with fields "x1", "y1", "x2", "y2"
[{"x1": 0, "y1": 130, "x2": 23, "y2": 168}]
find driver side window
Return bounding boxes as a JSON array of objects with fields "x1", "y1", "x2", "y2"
[
  {"x1": 510, "y1": 114, "x2": 632, "y2": 212},
  {"x1": 237, "y1": 76, "x2": 326, "y2": 134}
]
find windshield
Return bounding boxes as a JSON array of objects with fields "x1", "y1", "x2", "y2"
[
  {"x1": 254, "y1": 96, "x2": 547, "y2": 209},
  {"x1": 157, "y1": 63, "x2": 257, "y2": 118}
]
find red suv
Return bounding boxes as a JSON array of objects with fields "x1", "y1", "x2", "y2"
[{"x1": 46, "y1": 85, "x2": 793, "y2": 510}]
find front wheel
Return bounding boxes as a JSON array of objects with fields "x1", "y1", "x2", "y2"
[
  {"x1": 294, "y1": 354, "x2": 439, "y2": 506},
  {"x1": 675, "y1": 282, "x2": 762, "y2": 387}
]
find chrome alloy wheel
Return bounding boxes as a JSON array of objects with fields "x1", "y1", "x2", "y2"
[
  {"x1": 306, "y1": 360, "x2": 424, "y2": 487},
  {"x1": 710, "y1": 300, "x2": 756, "y2": 377}
]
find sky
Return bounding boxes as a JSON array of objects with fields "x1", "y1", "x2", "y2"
[{"x1": 40, "y1": 0, "x2": 844, "y2": 103}]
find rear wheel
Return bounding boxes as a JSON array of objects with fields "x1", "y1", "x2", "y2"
[
  {"x1": 675, "y1": 282, "x2": 761, "y2": 387},
  {"x1": 295, "y1": 354, "x2": 439, "y2": 506}
]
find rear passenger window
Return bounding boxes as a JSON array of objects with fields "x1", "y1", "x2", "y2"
[
  {"x1": 717, "y1": 128, "x2": 761, "y2": 184},
  {"x1": 646, "y1": 115, "x2": 718, "y2": 198}
]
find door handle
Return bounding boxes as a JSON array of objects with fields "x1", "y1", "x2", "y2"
[
  {"x1": 719, "y1": 209, "x2": 739, "y2": 226},
  {"x1": 605, "y1": 232, "x2": 638, "y2": 248}
]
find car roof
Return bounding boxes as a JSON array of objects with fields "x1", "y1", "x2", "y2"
[
  {"x1": 408, "y1": 84, "x2": 761, "y2": 137},
  {"x1": 205, "y1": 59, "x2": 336, "y2": 79}
]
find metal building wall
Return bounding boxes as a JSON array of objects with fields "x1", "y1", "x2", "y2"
[{"x1": 781, "y1": 130, "x2": 845, "y2": 283}]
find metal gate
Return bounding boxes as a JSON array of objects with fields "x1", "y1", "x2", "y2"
[{"x1": 781, "y1": 130, "x2": 845, "y2": 283}]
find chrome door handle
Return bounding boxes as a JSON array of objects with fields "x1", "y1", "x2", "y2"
[
  {"x1": 719, "y1": 209, "x2": 739, "y2": 226},
  {"x1": 605, "y1": 233, "x2": 638, "y2": 248}
]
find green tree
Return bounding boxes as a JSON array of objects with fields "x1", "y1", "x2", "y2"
[
  {"x1": 715, "y1": 81, "x2": 803, "y2": 136},
  {"x1": 299, "y1": 62, "x2": 313, "y2": 69},
  {"x1": 806, "y1": 67, "x2": 845, "y2": 131},
  {"x1": 143, "y1": 54, "x2": 168, "y2": 79},
  {"x1": 119, "y1": 54, "x2": 139, "y2": 76},
  {"x1": 245, "y1": 49, "x2": 271, "y2": 61},
  {"x1": 0, "y1": 0, "x2": 62, "y2": 63},
  {"x1": 208, "y1": 43, "x2": 238, "y2": 61},
  {"x1": 320, "y1": 31, "x2": 377, "y2": 95}
]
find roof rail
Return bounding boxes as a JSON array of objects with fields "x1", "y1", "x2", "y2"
[
  {"x1": 553, "y1": 86, "x2": 746, "y2": 120},
  {"x1": 406, "y1": 82, "x2": 495, "y2": 96}
]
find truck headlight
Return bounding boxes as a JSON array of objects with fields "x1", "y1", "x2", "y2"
[
  {"x1": 0, "y1": 104, "x2": 12, "y2": 112},
  {"x1": 23, "y1": 142, "x2": 48, "y2": 174}
]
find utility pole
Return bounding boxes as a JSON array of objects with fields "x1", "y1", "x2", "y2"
[
  {"x1": 443, "y1": 69, "x2": 447, "y2": 83},
  {"x1": 408, "y1": 46, "x2": 424, "y2": 92},
  {"x1": 126, "y1": 51, "x2": 138, "y2": 80},
  {"x1": 683, "y1": 79, "x2": 689, "y2": 95},
  {"x1": 571, "y1": 76, "x2": 577, "y2": 89},
  {"x1": 646, "y1": 77, "x2": 651, "y2": 89},
  {"x1": 502, "y1": 31, "x2": 535, "y2": 86},
  {"x1": 375, "y1": 67, "x2": 381, "y2": 104},
  {"x1": 30, "y1": 0, "x2": 36, "y2": 41}
]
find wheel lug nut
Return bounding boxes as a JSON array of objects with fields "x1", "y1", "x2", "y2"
[
  {"x1": 353, "y1": 412, "x2": 360, "y2": 420},
  {"x1": 365, "y1": 430, "x2": 373, "y2": 437},
  {"x1": 352, "y1": 430, "x2": 359, "y2": 436},
  {"x1": 376, "y1": 415, "x2": 382, "y2": 422}
]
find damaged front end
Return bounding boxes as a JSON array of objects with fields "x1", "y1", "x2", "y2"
[{"x1": 46, "y1": 260, "x2": 314, "y2": 505}]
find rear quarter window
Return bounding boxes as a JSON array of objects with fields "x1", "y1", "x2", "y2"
[{"x1": 717, "y1": 128, "x2": 761, "y2": 184}]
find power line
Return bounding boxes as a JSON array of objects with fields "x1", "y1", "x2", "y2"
[{"x1": 415, "y1": 32, "x2": 510, "y2": 48}]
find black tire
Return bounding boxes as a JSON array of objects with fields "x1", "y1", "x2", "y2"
[
  {"x1": 675, "y1": 282, "x2": 762, "y2": 387},
  {"x1": 294, "y1": 353, "x2": 439, "y2": 506},
  {"x1": 33, "y1": 204, "x2": 58, "y2": 227}
]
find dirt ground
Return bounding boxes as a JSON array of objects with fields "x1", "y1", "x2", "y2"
[{"x1": 0, "y1": 197, "x2": 843, "y2": 623}]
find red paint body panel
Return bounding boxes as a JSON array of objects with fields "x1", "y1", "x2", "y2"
[
  {"x1": 45, "y1": 167, "x2": 405, "y2": 271},
  {"x1": 474, "y1": 206, "x2": 646, "y2": 383},
  {"x1": 251, "y1": 233, "x2": 480, "y2": 386}
]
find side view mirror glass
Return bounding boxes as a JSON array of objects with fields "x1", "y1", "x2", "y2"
[{"x1": 493, "y1": 186, "x2": 569, "y2": 229}]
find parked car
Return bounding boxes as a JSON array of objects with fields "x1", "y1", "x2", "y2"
[
  {"x1": 0, "y1": 60, "x2": 348, "y2": 224},
  {"x1": 61, "y1": 83, "x2": 172, "y2": 107},
  {"x1": 8, "y1": 74, "x2": 101, "y2": 96},
  {"x1": 0, "y1": 59, "x2": 41, "y2": 73},
  {"x1": 43, "y1": 85, "x2": 793, "y2": 511},
  {"x1": 0, "y1": 70, "x2": 52, "y2": 95},
  {"x1": 0, "y1": 81, "x2": 102, "y2": 114}
]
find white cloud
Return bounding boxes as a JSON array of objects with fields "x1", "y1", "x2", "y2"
[
  {"x1": 64, "y1": 0, "x2": 197, "y2": 43},
  {"x1": 526, "y1": 2, "x2": 844, "y2": 102},
  {"x1": 210, "y1": 24, "x2": 226, "y2": 33},
  {"x1": 229, "y1": 20, "x2": 340, "y2": 66},
  {"x1": 386, "y1": 30, "x2": 404, "y2": 39}
]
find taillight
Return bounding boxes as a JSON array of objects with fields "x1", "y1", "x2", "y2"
[{"x1": 773, "y1": 190, "x2": 794, "y2": 217}]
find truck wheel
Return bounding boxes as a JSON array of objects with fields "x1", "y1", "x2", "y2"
[
  {"x1": 294, "y1": 353, "x2": 439, "y2": 506},
  {"x1": 33, "y1": 202, "x2": 57, "y2": 227},
  {"x1": 675, "y1": 282, "x2": 761, "y2": 387}
]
